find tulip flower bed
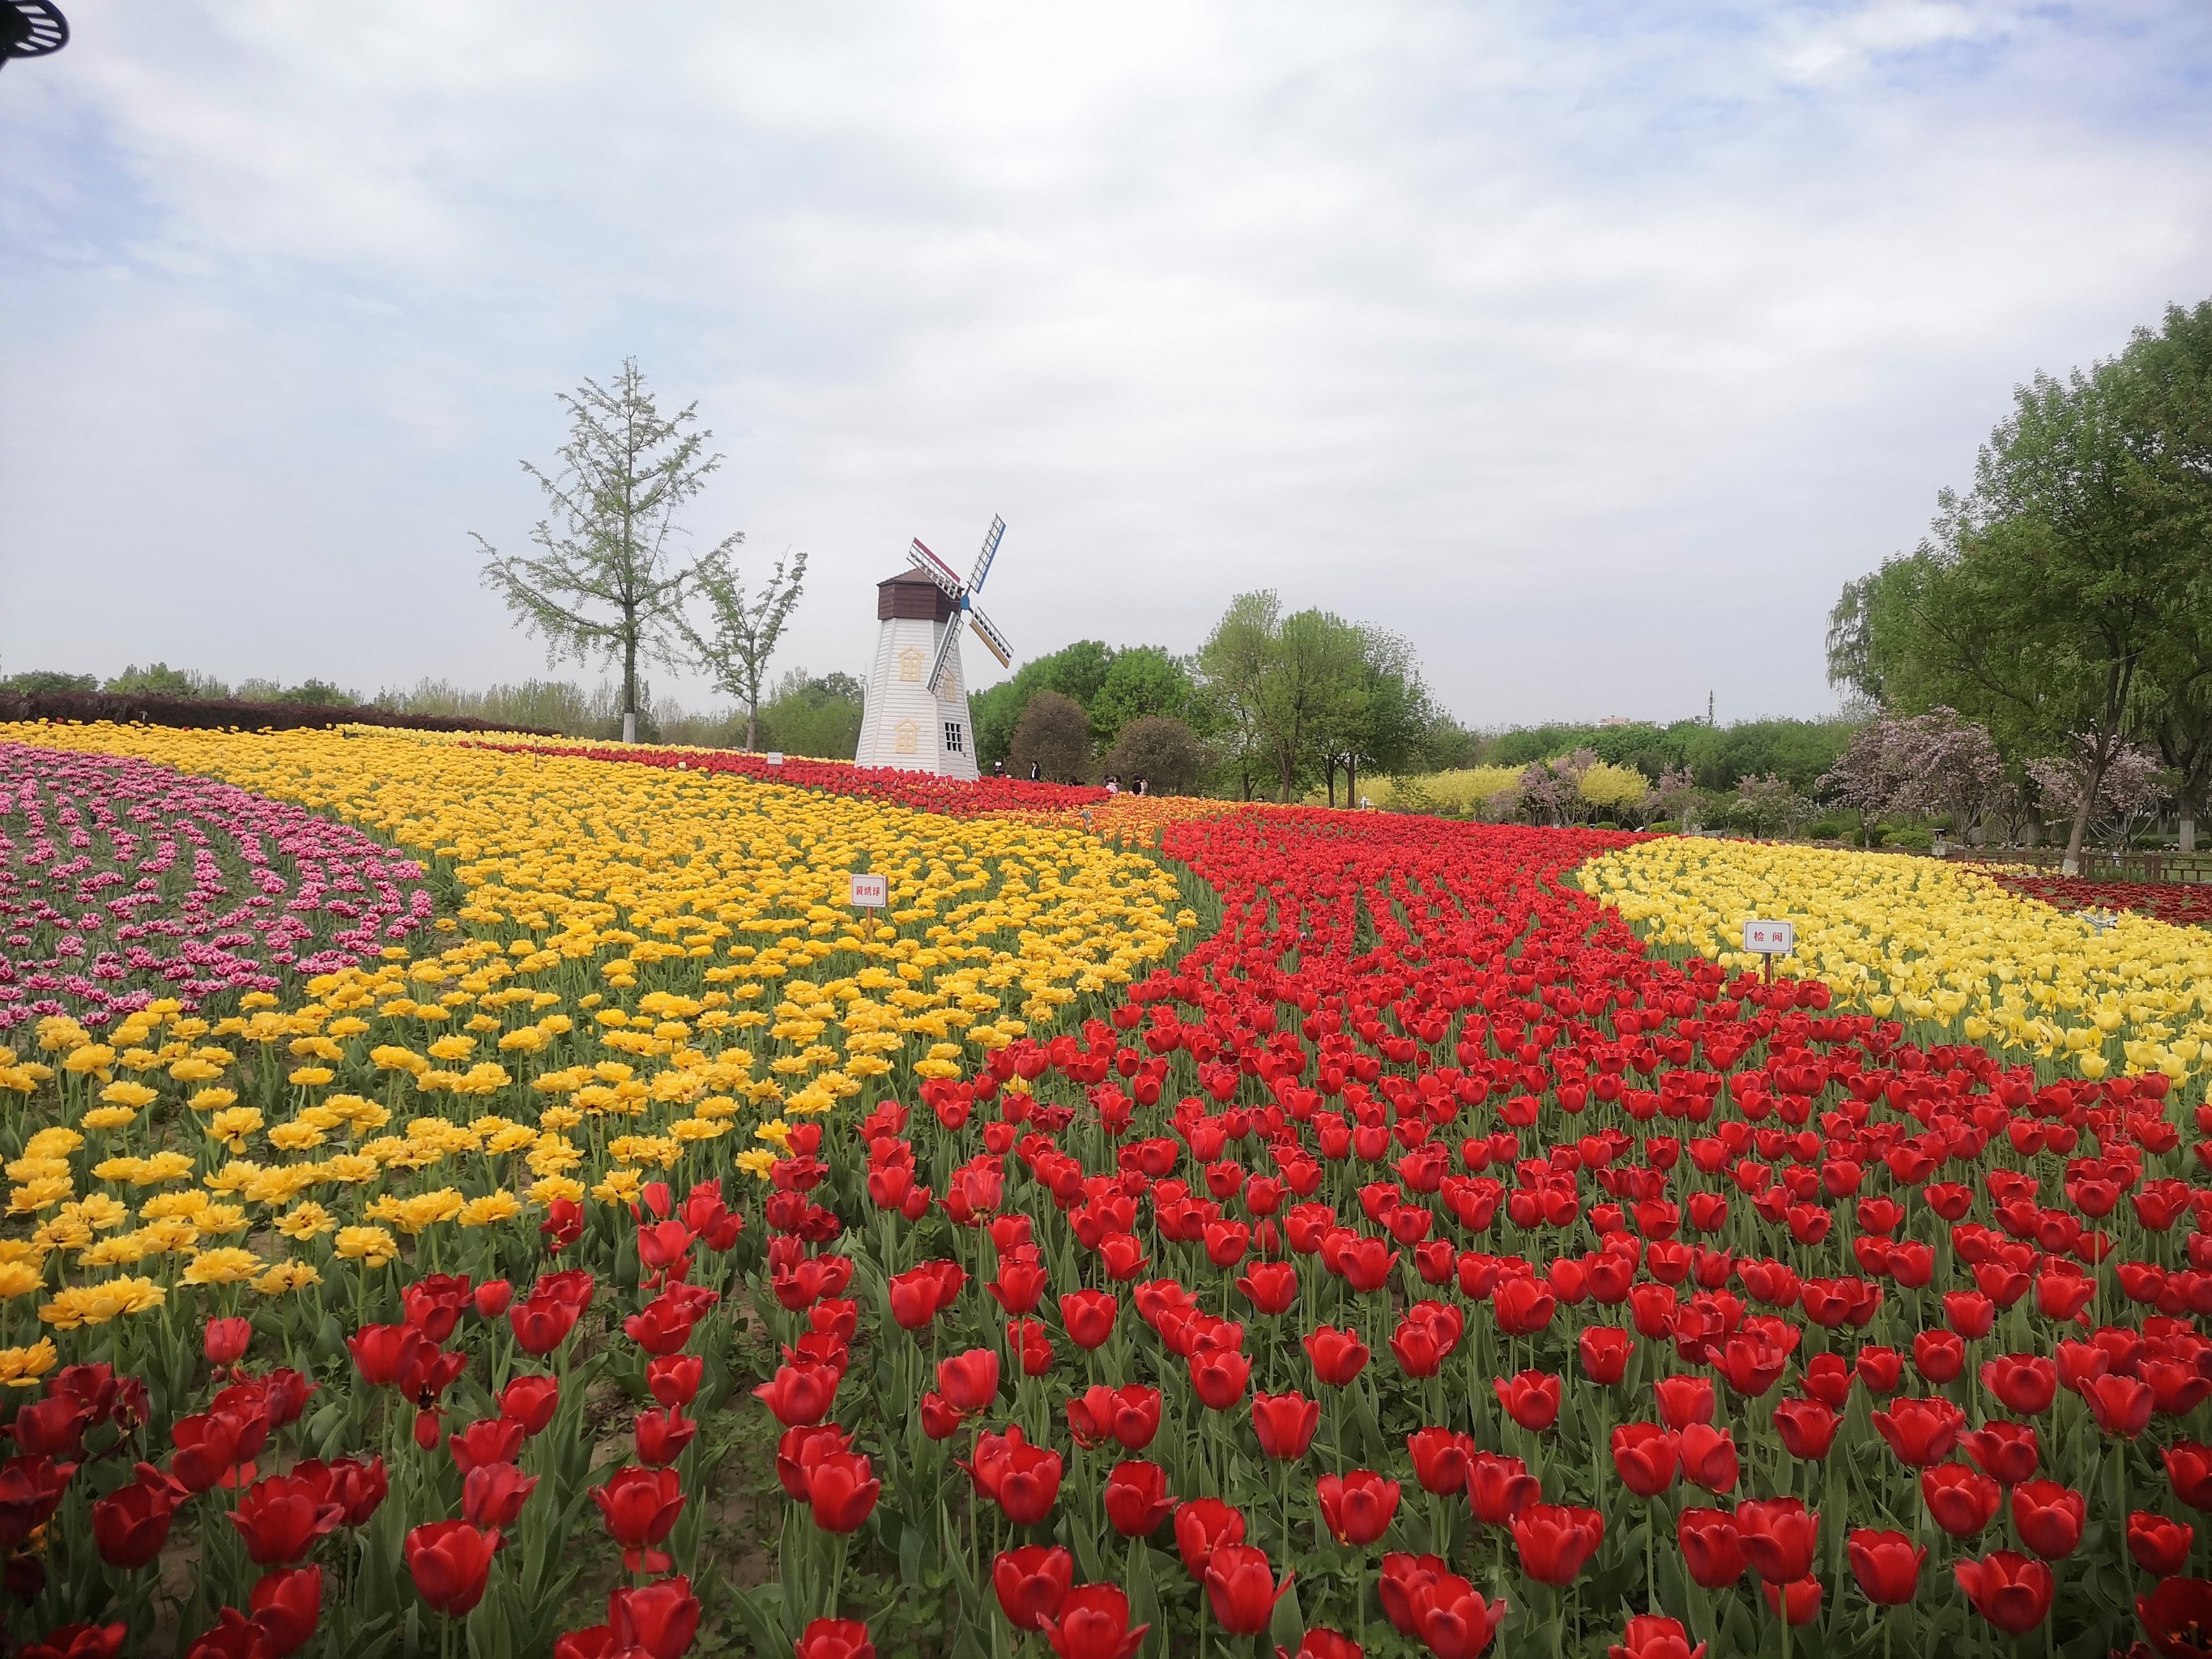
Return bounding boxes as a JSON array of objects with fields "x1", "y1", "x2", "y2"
[
  {"x1": 6, "y1": 730, "x2": 2212, "y2": 1659},
  {"x1": 1584, "y1": 837, "x2": 2212, "y2": 1089},
  {"x1": 454, "y1": 736, "x2": 1112, "y2": 823},
  {"x1": 0, "y1": 743, "x2": 433, "y2": 1034},
  {"x1": 1967, "y1": 866, "x2": 2212, "y2": 931}
]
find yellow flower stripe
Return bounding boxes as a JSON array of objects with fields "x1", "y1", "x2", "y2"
[
  {"x1": 0, "y1": 722, "x2": 1186, "y2": 1326},
  {"x1": 1581, "y1": 838, "x2": 2212, "y2": 1084}
]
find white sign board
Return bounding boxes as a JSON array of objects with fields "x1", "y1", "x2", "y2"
[
  {"x1": 765, "y1": 752, "x2": 785, "y2": 766},
  {"x1": 1742, "y1": 919, "x2": 1795, "y2": 955},
  {"x1": 849, "y1": 873, "x2": 889, "y2": 909}
]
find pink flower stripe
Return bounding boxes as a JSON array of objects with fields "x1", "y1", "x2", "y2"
[{"x1": 0, "y1": 742, "x2": 433, "y2": 1030}]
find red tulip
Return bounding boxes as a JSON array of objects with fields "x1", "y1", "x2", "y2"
[
  {"x1": 462, "y1": 1462, "x2": 537, "y2": 1532},
  {"x1": 449, "y1": 1416, "x2": 525, "y2": 1475},
  {"x1": 791, "y1": 1618, "x2": 875, "y2": 1659},
  {"x1": 1847, "y1": 1529, "x2": 1924, "y2": 1605},
  {"x1": 1954, "y1": 1550, "x2": 2053, "y2": 1634},
  {"x1": 1103, "y1": 1461, "x2": 1174, "y2": 1537},
  {"x1": 1235, "y1": 1264, "x2": 1298, "y2": 1317},
  {"x1": 1733, "y1": 1498, "x2": 1817, "y2": 1584},
  {"x1": 1468, "y1": 1453, "x2": 1540, "y2": 1529},
  {"x1": 1492, "y1": 1277, "x2": 1555, "y2": 1335},
  {"x1": 1413, "y1": 1572, "x2": 1507, "y2": 1658},
  {"x1": 346, "y1": 1324, "x2": 430, "y2": 1388},
  {"x1": 1407, "y1": 1427, "x2": 1474, "y2": 1495},
  {"x1": 1772, "y1": 1398, "x2": 1837, "y2": 1461},
  {"x1": 937, "y1": 1349, "x2": 1000, "y2": 1415},
  {"x1": 1607, "y1": 1614, "x2": 1703, "y2": 1659},
  {"x1": 2129, "y1": 1512, "x2": 2195, "y2": 1576},
  {"x1": 1512, "y1": 1503, "x2": 1603, "y2": 1585},
  {"x1": 1040, "y1": 1584, "x2": 1147, "y2": 1659},
  {"x1": 228, "y1": 1473, "x2": 342, "y2": 1565},
  {"x1": 591, "y1": 1466, "x2": 684, "y2": 1572},
  {"x1": 1981, "y1": 1354, "x2": 2057, "y2": 1416},
  {"x1": 808, "y1": 1449, "x2": 884, "y2": 1533},
  {"x1": 1677, "y1": 1424, "x2": 1739, "y2": 1495},
  {"x1": 2138, "y1": 1576, "x2": 2212, "y2": 1659},
  {"x1": 605, "y1": 1575, "x2": 700, "y2": 1659},
  {"x1": 1494, "y1": 1371, "x2": 1559, "y2": 1432},
  {"x1": 205, "y1": 1318, "x2": 251, "y2": 1368},
  {"x1": 2086, "y1": 1373, "x2": 2156, "y2": 1438},
  {"x1": 1304, "y1": 1325, "x2": 1369, "y2": 1387},
  {"x1": 1579, "y1": 1327, "x2": 1634, "y2": 1385},
  {"x1": 404, "y1": 1520, "x2": 497, "y2": 1617},
  {"x1": 14, "y1": 1625, "x2": 126, "y2": 1659},
  {"x1": 247, "y1": 1566, "x2": 322, "y2": 1657},
  {"x1": 1961, "y1": 1422, "x2": 2039, "y2": 1486},
  {"x1": 1872, "y1": 1397, "x2": 1964, "y2": 1466},
  {"x1": 1191, "y1": 1346, "x2": 1252, "y2": 1410},
  {"x1": 472, "y1": 1279, "x2": 514, "y2": 1320},
  {"x1": 1677, "y1": 1508, "x2": 1746, "y2": 1589},
  {"x1": 1174, "y1": 1498, "x2": 1246, "y2": 1578},
  {"x1": 1204, "y1": 1544, "x2": 1293, "y2": 1635},
  {"x1": 1252, "y1": 1392, "x2": 1319, "y2": 1461},
  {"x1": 92, "y1": 1470, "x2": 177, "y2": 1569},
  {"x1": 500, "y1": 1374, "x2": 560, "y2": 1435},
  {"x1": 2166, "y1": 1443, "x2": 2212, "y2": 1511},
  {"x1": 1316, "y1": 1471, "x2": 1399, "y2": 1547},
  {"x1": 1059, "y1": 1290, "x2": 1119, "y2": 1348},
  {"x1": 753, "y1": 1361, "x2": 838, "y2": 1428},
  {"x1": 2010, "y1": 1480, "x2": 2085, "y2": 1560},
  {"x1": 993, "y1": 1545, "x2": 1074, "y2": 1631},
  {"x1": 1759, "y1": 1577, "x2": 1822, "y2": 1626},
  {"x1": 1653, "y1": 1375, "x2": 1715, "y2": 1430},
  {"x1": 1922, "y1": 1463, "x2": 2001, "y2": 1537},
  {"x1": 1610, "y1": 1424, "x2": 1679, "y2": 1499}
]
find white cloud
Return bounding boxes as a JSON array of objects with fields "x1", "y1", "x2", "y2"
[{"x1": 2, "y1": 0, "x2": 2210, "y2": 727}]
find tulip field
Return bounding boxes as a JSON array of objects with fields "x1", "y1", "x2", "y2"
[{"x1": 4, "y1": 725, "x2": 2212, "y2": 1659}]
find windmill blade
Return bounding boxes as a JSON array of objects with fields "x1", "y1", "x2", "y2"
[
  {"x1": 967, "y1": 605, "x2": 1013, "y2": 669},
  {"x1": 967, "y1": 515, "x2": 1006, "y2": 594},
  {"x1": 907, "y1": 539, "x2": 965, "y2": 599},
  {"x1": 925, "y1": 618, "x2": 963, "y2": 696}
]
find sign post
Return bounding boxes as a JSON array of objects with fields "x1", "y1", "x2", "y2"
[
  {"x1": 1742, "y1": 919, "x2": 1794, "y2": 983},
  {"x1": 849, "y1": 872, "x2": 889, "y2": 916}
]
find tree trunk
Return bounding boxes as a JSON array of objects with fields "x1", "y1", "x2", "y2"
[
  {"x1": 1346, "y1": 755, "x2": 1358, "y2": 808},
  {"x1": 746, "y1": 705, "x2": 758, "y2": 752},
  {"x1": 623, "y1": 626, "x2": 638, "y2": 745},
  {"x1": 2062, "y1": 756, "x2": 2108, "y2": 877},
  {"x1": 2182, "y1": 808, "x2": 2197, "y2": 854},
  {"x1": 1324, "y1": 758, "x2": 1337, "y2": 810}
]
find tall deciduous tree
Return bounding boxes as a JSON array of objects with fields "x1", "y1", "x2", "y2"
[
  {"x1": 475, "y1": 360, "x2": 739, "y2": 744},
  {"x1": 685, "y1": 548, "x2": 808, "y2": 751}
]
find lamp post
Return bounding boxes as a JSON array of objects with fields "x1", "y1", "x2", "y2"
[{"x1": 0, "y1": 2, "x2": 69, "y2": 73}]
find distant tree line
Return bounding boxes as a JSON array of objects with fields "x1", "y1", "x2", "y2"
[{"x1": 1826, "y1": 296, "x2": 2212, "y2": 868}]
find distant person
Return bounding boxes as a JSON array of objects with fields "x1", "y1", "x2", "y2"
[
  {"x1": 991, "y1": 760, "x2": 1005, "y2": 778},
  {"x1": 1133, "y1": 776, "x2": 1148, "y2": 796},
  {"x1": 1028, "y1": 761, "x2": 1040, "y2": 782},
  {"x1": 1106, "y1": 774, "x2": 1121, "y2": 795}
]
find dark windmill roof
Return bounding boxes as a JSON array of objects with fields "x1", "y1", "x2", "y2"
[{"x1": 879, "y1": 569, "x2": 957, "y2": 622}]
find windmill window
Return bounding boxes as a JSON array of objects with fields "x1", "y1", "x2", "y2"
[
  {"x1": 893, "y1": 719, "x2": 918, "y2": 756},
  {"x1": 944, "y1": 722, "x2": 964, "y2": 754},
  {"x1": 897, "y1": 647, "x2": 923, "y2": 683}
]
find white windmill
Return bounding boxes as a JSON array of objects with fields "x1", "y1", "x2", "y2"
[{"x1": 853, "y1": 516, "x2": 1013, "y2": 778}]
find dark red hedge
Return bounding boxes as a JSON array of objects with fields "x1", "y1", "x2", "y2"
[{"x1": 0, "y1": 689, "x2": 556, "y2": 736}]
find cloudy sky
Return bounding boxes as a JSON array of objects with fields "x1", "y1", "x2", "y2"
[{"x1": 3, "y1": 2, "x2": 2209, "y2": 728}]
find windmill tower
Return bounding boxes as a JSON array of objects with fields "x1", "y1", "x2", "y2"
[{"x1": 854, "y1": 517, "x2": 1013, "y2": 778}]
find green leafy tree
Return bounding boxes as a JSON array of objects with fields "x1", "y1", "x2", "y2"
[
  {"x1": 684, "y1": 548, "x2": 808, "y2": 750},
  {"x1": 1008, "y1": 690, "x2": 1093, "y2": 783},
  {"x1": 1104, "y1": 714, "x2": 1209, "y2": 795},
  {"x1": 475, "y1": 359, "x2": 738, "y2": 744},
  {"x1": 104, "y1": 663, "x2": 229, "y2": 700},
  {"x1": 760, "y1": 667, "x2": 865, "y2": 759},
  {"x1": 1090, "y1": 646, "x2": 1196, "y2": 747},
  {"x1": 973, "y1": 640, "x2": 1119, "y2": 767},
  {"x1": 0, "y1": 670, "x2": 99, "y2": 694}
]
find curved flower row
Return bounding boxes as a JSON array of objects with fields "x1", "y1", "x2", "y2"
[
  {"x1": 1581, "y1": 837, "x2": 2212, "y2": 1086},
  {"x1": 1967, "y1": 865, "x2": 2212, "y2": 930},
  {"x1": 446, "y1": 732, "x2": 1112, "y2": 821},
  {"x1": 0, "y1": 743, "x2": 431, "y2": 1034}
]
